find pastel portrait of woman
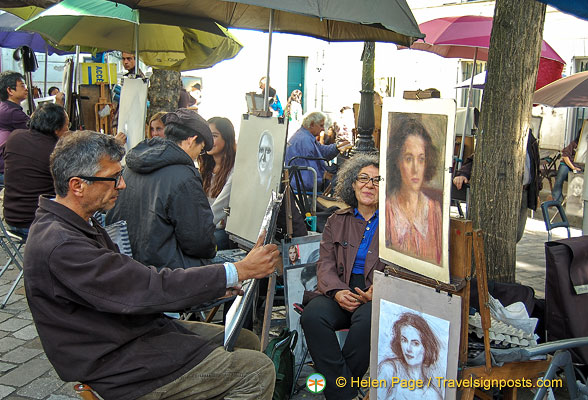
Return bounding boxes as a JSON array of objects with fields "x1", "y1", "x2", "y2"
[
  {"x1": 378, "y1": 312, "x2": 443, "y2": 400},
  {"x1": 385, "y1": 117, "x2": 442, "y2": 264}
]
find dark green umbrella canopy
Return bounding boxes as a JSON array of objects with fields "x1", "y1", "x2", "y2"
[{"x1": 105, "y1": 0, "x2": 424, "y2": 46}]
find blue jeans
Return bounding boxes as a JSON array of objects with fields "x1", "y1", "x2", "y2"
[
  {"x1": 552, "y1": 163, "x2": 571, "y2": 202},
  {"x1": 6, "y1": 224, "x2": 28, "y2": 241}
]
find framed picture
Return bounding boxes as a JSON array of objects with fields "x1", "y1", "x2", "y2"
[
  {"x1": 370, "y1": 271, "x2": 461, "y2": 400},
  {"x1": 379, "y1": 98, "x2": 456, "y2": 283},
  {"x1": 283, "y1": 262, "x2": 317, "y2": 368},
  {"x1": 566, "y1": 171, "x2": 584, "y2": 218},
  {"x1": 282, "y1": 234, "x2": 322, "y2": 366},
  {"x1": 281, "y1": 233, "x2": 322, "y2": 267},
  {"x1": 226, "y1": 114, "x2": 288, "y2": 247}
]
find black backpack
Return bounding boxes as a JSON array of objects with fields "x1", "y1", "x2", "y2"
[{"x1": 264, "y1": 328, "x2": 298, "y2": 400}]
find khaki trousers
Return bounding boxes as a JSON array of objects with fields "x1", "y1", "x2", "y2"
[{"x1": 137, "y1": 321, "x2": 275, "y2": 400}]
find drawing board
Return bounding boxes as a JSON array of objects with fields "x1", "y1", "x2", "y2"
[
  {"x1": 226, "y1": 115, "x2": 287, "y2": 246},
  {"x1": 370, "y1": 272, "x2": 461, "y2": 400},
  {"x1": 379, "y1": 98, "x2": 455, "y2": 283},
  {"x1": 118, "y1": 77, "x2": 148, "y2": 153}
]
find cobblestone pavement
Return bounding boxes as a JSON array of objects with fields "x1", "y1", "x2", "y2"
[{"x1": 0, "y1": 217, "x2": 579, "y2": 399}]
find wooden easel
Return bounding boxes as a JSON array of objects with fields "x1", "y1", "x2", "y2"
[
  {"x1": 94, "y1": 82, "x2": 112, "y2": 134},
  {"x1": 460, "y1": 230, "x2": 551, "y2": 400},
  {"x1": 384, "y1": 220, "x2": 551, "y2": 399}
]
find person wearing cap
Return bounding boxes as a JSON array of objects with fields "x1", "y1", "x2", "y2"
[{"x1": 106, "y1": 109, "x2": 217, "y2": 269}]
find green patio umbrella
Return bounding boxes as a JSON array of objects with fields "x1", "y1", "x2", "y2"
[{"x1": 16, "y1": 0, "x2": 243, "y2": 71}]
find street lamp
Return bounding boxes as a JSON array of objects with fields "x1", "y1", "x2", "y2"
[{"x1": 352, "y1": 41, "x2": 378, "y2": 155}]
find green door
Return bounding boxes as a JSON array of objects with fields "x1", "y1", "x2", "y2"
[{"x1": 287, "y1": 56, "x2": 306, "y2": 112}]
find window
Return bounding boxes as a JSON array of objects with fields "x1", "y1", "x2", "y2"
[{"x1": 459, "y1": 60, "x2": 486, "y2": 109}]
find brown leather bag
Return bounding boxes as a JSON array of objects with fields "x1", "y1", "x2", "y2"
[{"x1": 403, "y1": 88, "x2": 441, "y2": 100}]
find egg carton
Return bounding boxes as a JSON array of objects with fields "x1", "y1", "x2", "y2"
[{"x1": 469, "y1": 312, "x2": 537, "y2": 348}]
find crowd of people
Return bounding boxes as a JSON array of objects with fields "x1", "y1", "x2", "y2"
[{"x1": 0, "y1": 55, "x2": 549, "y2": 400}]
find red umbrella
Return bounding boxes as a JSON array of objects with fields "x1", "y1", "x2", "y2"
[{"x1": 411, "y1": 15, "x2": 565, "y2": 90}]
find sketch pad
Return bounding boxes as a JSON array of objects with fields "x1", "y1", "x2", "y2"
[{"x1": 370, "y1": 271, "x2": 461, "y2": 400}]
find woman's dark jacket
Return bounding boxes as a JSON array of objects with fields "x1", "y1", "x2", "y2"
[{"x1": 316, "y1": 207, "x2": 387, "y2": 297}]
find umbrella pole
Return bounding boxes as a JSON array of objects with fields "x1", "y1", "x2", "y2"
[
  {"x1": 458, "y1": 47, "x2": 478, "y2": 170},
  {"x1": 263, "y1": 9, "x2": 274, "y2": 113},
  {"x1": 134, "y1": 24, "x2": 139, "y2": 77},
  {"x1": 44, "y1": 43, "x2": 48, "y2": 96}
]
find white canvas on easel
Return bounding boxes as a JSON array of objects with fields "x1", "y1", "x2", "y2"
[
  {"x1": 118, "y1": 77, "x2": 148, "y2": 153},
  {"x1": 379, "y1": 98, "x2": 455, "y2": 283},
  {"x1": 226, "y1": 115, "x2": 287, "y2": 246}
]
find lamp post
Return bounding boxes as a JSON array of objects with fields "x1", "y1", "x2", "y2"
[{"x1": 352, "y1": 41, "x2": 377, "y2": 155}]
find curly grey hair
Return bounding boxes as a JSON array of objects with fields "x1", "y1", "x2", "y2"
[
  {"x1": 335, "y1": 154, "x2": 379, "y2": 208},
  {"x1": 50, "y1": 131, "x2": 125, "y2": 197},
  {"x1": 302, "y1": 111, "x2": 327, "y2": 129}
]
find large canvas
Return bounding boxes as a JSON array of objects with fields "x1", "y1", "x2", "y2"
[
  {"x1": 226, "y1": 115, "x2": 287, "y2": 246},
  {"x1": 379, "y1": 98, "x2": 455, "y2": 283},
  {"x1": 282, "y1": 234, "x2": 322, "y2": 366},
  {"x1": 118, "y1": 77, "x2": 148, "y2": 153},
  {"x1": 370, "y1": 272, "x2": 461, "y2": 400}
]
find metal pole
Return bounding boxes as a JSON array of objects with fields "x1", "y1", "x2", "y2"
[
  {"x1": 263, "y1": 9, "x2": 274, "y2": 112},
  {"x1": 134, "y1": 24, "x2": 139, "y2": 77},
  {"x1": 73, "y1": 45, "x2": 80, "y2": 91},
  {"x1": 352, "y1": 41, "x2": 376, "y2": 154},
  {"x1": 44, "y1": 43, "x2": 48, "y2": 96},
  {"x1": 457, "y1": 47, "x2": 478, "y2": 170}
]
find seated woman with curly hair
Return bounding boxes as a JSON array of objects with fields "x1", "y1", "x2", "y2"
[{"x1": 301, "y1": 154, "x2": 387, "y2": 400}]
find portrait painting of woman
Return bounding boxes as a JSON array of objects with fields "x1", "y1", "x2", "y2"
[
  {"x1": 379, "y1": 101, "x2": 455, "y2": 283},
  {"x1": 385, "y1": 116, "x2": 442, "y2": 265},
  {"x1": 377, "y1": 305, "x2": 448, "y2": 400}
]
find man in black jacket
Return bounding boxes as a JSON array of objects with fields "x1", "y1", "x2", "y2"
[
  {"x1": 24, "y1": 130, "x2": 278, "y2": 399},
  {"x1": 107, "y1": 109, "x2": 217, "y2": 269}
]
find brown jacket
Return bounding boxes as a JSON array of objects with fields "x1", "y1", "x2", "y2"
[
  {"x1": 316, "y1": 207, "x2": 387, "y2": 297},
  {"x1": 24, "y1": 196, "x2": 227, "y2": 400}
]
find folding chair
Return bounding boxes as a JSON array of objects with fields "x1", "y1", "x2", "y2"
[
  {"x1": 0, "y1": 218, "x2": 25, "y2": 309},
  {"x1": 541, "y1": 200, "x2": 571, "y2": 241}
]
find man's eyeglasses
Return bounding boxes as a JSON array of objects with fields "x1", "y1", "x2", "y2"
[
  {"x1": 356, "y1": 174, "x2": 382, "y2": 187},
  {"x1": 72, "y1": 170, "x2": 124, "y2": 188}
]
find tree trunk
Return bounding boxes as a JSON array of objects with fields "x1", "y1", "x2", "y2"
[
  {"x1": 470, "y1": 0, "x2": 546, "y2": 282},
  {"x1": 147, "y1": 69, "x2": 181, "y2": 122}
]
